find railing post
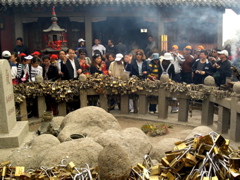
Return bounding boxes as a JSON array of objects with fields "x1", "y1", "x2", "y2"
[
  {"x1": 138, "y1": 93, "x2": 148, "y2": 114},
  {"x1": 19, "y1": 99, "x2": 28, "y2": 121},
  {"x1": 37, "y1": 96, "x2": 46, "y2": 118},
  {"x1": 121, "y1": 94, "x2": 129, "y2": 114},
  {"x1": 217, "y1": 106, "x2": 230, "y2": 134},
  {"x1": 158, "y1": 88, "x2": 168, "y2": 119},
  {"x1": 201, "y1": 96, "x2": 214, "y2": 125},
  {"x1": 99, "y1": 94, "x2": 108, "y2": 112},
  {"x1": 80, "y1": 90, "x2": 88, "y2": 108},
  {"x1": 178, "y1": 96, "x2": 189, "y2": 122},
  {"x1": 58, "y1": 102, "x2": 67, "y2": 116},
  {"x1": 229, "y1": 95, "x2": 240, "y2": 142}
]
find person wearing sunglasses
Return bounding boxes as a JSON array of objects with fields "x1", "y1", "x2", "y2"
[{"x1": 125, "y1": 49, "x2": 148, "y2": 80}]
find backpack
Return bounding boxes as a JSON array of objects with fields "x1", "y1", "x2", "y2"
[{"x1": 160, "y1": 62, "x2": 172, "y2": 79}]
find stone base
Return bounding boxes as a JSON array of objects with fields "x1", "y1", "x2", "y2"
[{"x1": 0, "y1": 121, "x2": 29, "y2": 148}]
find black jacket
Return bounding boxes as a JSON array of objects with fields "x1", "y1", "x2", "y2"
[
  {"x1": 125, "y1": 59, "x2": 148, "y2": 79},
  {"x1": 42, "y1": 65, "x2": 60, "y2": 81},
  {"x1": 192, "y1": 59, "x2": 213, "y2": 84},
  {"x1": 61, "y1": 59, "x2": 81, "y2": 80}
]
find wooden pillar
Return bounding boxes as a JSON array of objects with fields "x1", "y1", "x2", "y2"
[
  {"x1": 19, "y1": 99, "x2": 28, "y2": 121},
  {"x1": 58, "y1": 102, "x2": 67, "y2": 116},
  {"x1": 178, "y1": 98, "x2": 189, "y2": 122},
  {"x1": 85, "y1": 9, "x2": 92, "y2": 59},
  {"x1": 158, "y1": 88, "x2": 168, "y2": 119},
  {"x1": 37, "y1": 96, "x2": 46, "y2": 118},
  {"x1": 229, "y1": 96, "x2": 240, "y2": 142},
  {"x1": 217, "y1": 106, "x2": 230, "y2": 134},
  {"x1": 201, "y1": 97, "x2": 214, "y2": 125},
  {"x1": 80, "y1": 90, "x2": 88, "y2": 107},
  {"x1": 99, "y1": 94, "x2": 108, "y2": 112},
  {"x1": 121, "y1": 94, "x2": 129, "y2": 114},
  {"x1": 138, "y1": 94, "x2": 148, "y2": 114},
  {"x1": 13, "y1": 11, "x2": 23, "y2": 42}
]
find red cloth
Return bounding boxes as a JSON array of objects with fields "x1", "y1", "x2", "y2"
[{"x1": 50, "y1": 54, "x2": 58, "y2": 59}]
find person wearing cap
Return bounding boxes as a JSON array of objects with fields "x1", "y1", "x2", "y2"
[
  {"x1": 13, "y1": 37, "x2": 29, "y2": 55},
  {"x1": 125, "y1": 49, "x2": 148, "y2": 80},
  {"x1": 182, "y1": 45, "x2": 194, "y2": 84},
  {"x1": 160, "y1": 53, "x2": 178, "y2": 113},
  {"x1": 148, "y1": 53, "x2": 160, "y2": 114},
  {"x1": 192, "y1": 50, "x2": 213, "y2": 84},
  {"x1": 50, "y1": 54, "x2": 59, "y2": 67},
  {"x1": 92, "y1": 38, "x2": 106, "y2": 56},
  {"x1": 21, "y1": 55, "x2": 33, "y2": 82},
  {"x1": 61, "y1": 48, "x2": 82, "y2": 80},
  {"x1": 1, "y1": 50, "x2": 12, "y2": 63},
  {"x1": 106, "y1": 39, "x2": 116, "y2": 54},
  {"x1": 170, "y1": 45, "x2": 185, "y2": 83},
  {"x1": 108, "y1": 53, "x2": 129, "y2": 80},
  {"x1": 76, "y1": 38, "x2": 88, "y2": 57},
  {"x1": 212, "y1": 50, "x2": 232, "y2": 86}
]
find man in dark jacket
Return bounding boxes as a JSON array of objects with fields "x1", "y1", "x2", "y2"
[
  {"x1": 212, "y1": 50, "x2": 232, "y2": 86},
  {"x1": 61, "y1": 48, "x2": 82, "y2": 80},
  {"x1": 42, "y1": 55, "x2": 60, "y2": 81},
  {"x1": 13, "y1": 37, "x2": 29, "y2": 55}
]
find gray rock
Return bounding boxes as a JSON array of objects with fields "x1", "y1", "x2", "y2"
[
  {"x1": 95, "y1": 127, "x2": 152, "y2": 166},
  {"x1": 98, "y1": 143, "x2": 131, "y2": 180},
  {"x1": 39, "y1": 137, "x2": 103, "y2": 168},
  {"x1": 58, "y1": 106, "x2": 121, "y2": 142},
  {"x1": 186, "y1": 126, "x2": 213, "y2": 139},
  {"x1": 178, "y1": 129, "x2": 193, "y2": 140},
  {"x1": 150, "y1": 138, "x2": 181, "y2": 162},
  {"x1": 9, "y1": 134, "x2": 60, "y2": 169}
]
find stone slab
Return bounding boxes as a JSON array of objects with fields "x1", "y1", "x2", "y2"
[{"x1": 0, "y1": 121, "x2": 29, "y2": 148}]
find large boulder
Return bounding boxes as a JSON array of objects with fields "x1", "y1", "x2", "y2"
[
  {"x1": 39, "y1": 137, "x2": 103, "y2": 168},
  {"x1": 58, "y1": 106, "x2": 121, "y2": 142},
  {"x1": 185, "y1": 126, "x2": 214, "y2": 139},
  {"x1": 150, "y1": 138, "x2": 181, "y2": 162},
  {"x1": 95, "y1": 127, "x2": 152, "y2": 166},
  {"x1": 9, "y1": 134, "x2": 60, "y2": 169},
  {"x1": 98, "y1": 143, "x2": 131, "y2": 180}
]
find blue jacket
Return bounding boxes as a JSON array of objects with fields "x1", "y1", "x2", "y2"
[{"x1": 125, "y1": 59, "x2": 148, "y2": 79}]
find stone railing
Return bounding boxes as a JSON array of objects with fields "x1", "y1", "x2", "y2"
[{"x1": 16, "y1": 82, "x2": 240, "y2": 142}]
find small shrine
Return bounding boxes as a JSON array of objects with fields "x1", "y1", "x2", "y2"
[{"x1": 42, "y1": 6, "x2": 68, "y2": 53}]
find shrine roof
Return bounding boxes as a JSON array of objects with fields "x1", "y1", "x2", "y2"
[{"x1": 0, "y1": 0, "x2": 239, "y2": 10}]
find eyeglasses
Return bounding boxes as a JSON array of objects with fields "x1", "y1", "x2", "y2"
[
  {"x1": 80, "y1": 54, "x2": 86, "y2": 55},
  {"x1": 136, "y1": 53, "x2": 142, "y2": 55}
]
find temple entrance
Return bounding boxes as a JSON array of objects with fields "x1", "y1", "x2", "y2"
[{"x1": 92, "y1": 17, "x2": 158, "y2": 52}]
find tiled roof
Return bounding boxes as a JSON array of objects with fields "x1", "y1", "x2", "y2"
[{"x1": 0, "y1": 0, "x2": 239, "y2": 9}]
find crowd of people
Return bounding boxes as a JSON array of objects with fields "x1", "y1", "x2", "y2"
[{"x1": 1, "y1": 36, "x2": 239, "y2": 114}]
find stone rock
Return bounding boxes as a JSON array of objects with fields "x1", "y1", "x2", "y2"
[
  {"x1": 233, "y1": 82, "x2": 240, "y2": 94},
  {"x1": 186, "y1": 126, "x2": 214, "y2": 139},
  {"x1": 95, "y1": 127, "x2": 152, "y2": 166},
  {"x1": 78, "y1": 74, "x2": 87, "y2": 81},
  {"x1": 35, "y1": 75, "x2": 43, "y2": 82},
  {"x1": 9, "y1": 134, "x2": 60, "y2": 169},
  {"x1": 52, "y1": 116, "x2": 65, "y2": 127},
  {"x1": 204, "y1": 75, "x2": 215, "y2": 86},
  {"x1": 150, "y1": 138, "x2": 181, "y2": 162},
  {"x1": 160, "y1": 73, "x2": 169, "y2": 82},
  {"x1": 58, "y1": 106, "x2": 121, "y2": 142},
  {"x1": 178, "y1": 129, "x2": 193, "y2": 140},
  {"x1": 98, "y1": 143, "x2": 131, "y2": 180},
  {"x1": 39, "y1": 137, "x2": 103, "y2": 168}
]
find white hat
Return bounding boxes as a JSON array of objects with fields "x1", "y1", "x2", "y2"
[
  {"x1": 24, "y1": 55, "x2": 33, "y2": 60},
  {"x1": 115, "y1": 53, "x2": 123, "y2": 61},
  {"x1": 78, "y1": 38, "x2": 85, "y2": 43},
  {"x1": 2, "y1": 50, "x2": 11, "y2": 58},
  {"x1": 163, "y1": 53, "x2": 173, "y2": 61},
  {"x1": 218, "y1": 50, "x2": 228, "y2": 57}
]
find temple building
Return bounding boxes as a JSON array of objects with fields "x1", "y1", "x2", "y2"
[{"x1": 0, "y1": 0, "x2": 239, "y2": 54}]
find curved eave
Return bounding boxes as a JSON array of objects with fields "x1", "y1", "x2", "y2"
[{"x1": 0, "y1": 0, "x2": 240, "y2": 9}]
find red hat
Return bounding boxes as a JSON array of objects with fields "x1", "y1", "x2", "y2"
[
  {"x1": 31, "y1": 51, "x2": 40, "y2": 56},
  {"x1": 19, "y1": 53, "x2": 26, "y2": 57},
  {"x1": 50, "y1": 54, "x2": 58, "y2": 59}
]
